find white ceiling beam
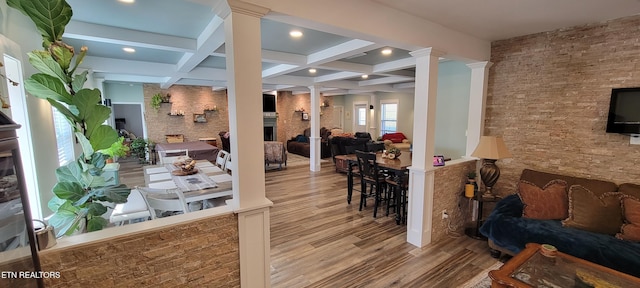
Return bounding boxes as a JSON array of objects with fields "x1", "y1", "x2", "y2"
[
  {"x1": 359, "y1": 76, "x2": 415, "y2": 86},
  {"x1": 82, "y1": 56, "x2": 176, "y2": 76},
  {"x1": 261, "y1": 50, "x2": 307, "y2": 65},
  {"x1": 165, "y1": 17, "x2": 226, "y2": 88},
  {"x1": 94, "y1": 73, "x2": 169, "y2": 84},
  {"x1": 64, "y1": 21, "x2": 195, "y2": 52},
  {"x1": 314, "y1": 71, "x2": 362, "y2": 83},
  {"x1": 393, "y1": 82, "x2": 415, "y2": 89},
  {"x1": 307, "y1": 39, "x2": 380, "y2": 65},
  {"x1": 175, "y1": 78, "x2": 226, "y2": 87},
  {"x1": 317, "y1": 61, "x2": 372, "y2": 74},
  {"x1": 262, "y1": 64, "x2": 301, "y2": 78},
  {"x1": 372, "y1": 57, "x2": 416, "y2": 73}
]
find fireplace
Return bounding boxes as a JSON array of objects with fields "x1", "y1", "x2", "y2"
[
  {"x1": 264, "y1": 127, "x2": 274, "y2": 141},
  {"x1": 264, "y1": 113, "x2": 277, "y2": 141}
]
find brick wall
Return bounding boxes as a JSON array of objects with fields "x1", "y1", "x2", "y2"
[
  {"x1": 276, "y1": 91, "x2": 334, "y2": 142},
  {"x1": 39, "y1": 214, "x2": 240, "y2": 287},
  {"x1": 487, "y1": 15, "x2": 640, "y2": 194},
  {"x1": 432, "y1": 160, "x2": 477, "y2": 243},
  {"x1": 144, "y1": 84, "x2": 229, "y2": 146}
]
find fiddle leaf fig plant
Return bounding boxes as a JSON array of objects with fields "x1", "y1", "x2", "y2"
[{"x1": 8, "y1": 0, "x2": 130, "y2": 236}]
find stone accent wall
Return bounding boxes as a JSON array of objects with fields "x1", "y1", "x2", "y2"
[
  {"x1": 144, "y1": 84, "x2": 229, "y2": 147},
  {"x1": 39, "y1": 214, "x2": 240, "y2": 287},
  {"x1": 276, "y1": 91, "x2": 334, "y2": 142},
  {"x1": 487, "y1": 15, "x2": 640, "y2": 194},
  {"x1": 431, "y1": 160, "x2": 477, "y2": 243}
]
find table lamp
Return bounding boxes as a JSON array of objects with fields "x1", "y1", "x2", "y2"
[{"x1": 471, "y1": 136, "x2": 512, "y2": 198}]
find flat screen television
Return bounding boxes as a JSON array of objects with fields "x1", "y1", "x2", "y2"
[
  {"x1": 606, "y1": 87, "x2": 640, "y2": 135},
  {"x1": 263, "y1": 94, "x2": 276, "y2": 112}
]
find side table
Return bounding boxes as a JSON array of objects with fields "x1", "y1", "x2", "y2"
[{"x1": 465, "y1": 193, "x2": 502, "y2": 240}]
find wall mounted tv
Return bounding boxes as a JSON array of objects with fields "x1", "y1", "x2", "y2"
[
  {"x1": 263, "y1": 94, "x2": 276, "y2": 112},
  {"x1": 606, "y1": 87, "x2": 640, "y2": 135}
]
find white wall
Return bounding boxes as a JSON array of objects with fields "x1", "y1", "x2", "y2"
[
  {"x1": 104, "y1": 82, "x2": 144, "y2": 103},
  {"x1": 2, "y1": 4, "x2": 61, "y2": 215}
]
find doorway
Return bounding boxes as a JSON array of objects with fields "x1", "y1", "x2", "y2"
[
  {"x1": 113, "y1": 104, "x2": 144, "y2": 139},
  {"x1": 353, "y1": 102, "x2": 368, "y2": 133}
]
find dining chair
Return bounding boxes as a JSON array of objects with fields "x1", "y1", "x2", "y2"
[
  {"x1": 137, "y1": 186, "x2": 190, "y2": 218},
  {"x1": 355, "y1": 151, "x2": 388, "y2": 218},
  {"x1": 109, "y1": 188, "x2": 155, "y2": 225},
  {"x1": 385, "y1": 169, "x2": 409, "y2": 224},
  {"x1": 159, "y1": 149, "x2": 189, "y2": 165},
  {"x1": 224, "y1": 156, "x2": 232, "y2": 174},
  {"x1": 215, "y1": 150, "x2": 230, "y2": 170},
  {"x1": 344, "y1": 145, "x2": 362, "y2": 204},
  {"x1": 366, "y1": 142, "x2": 385, "y2": 153}
]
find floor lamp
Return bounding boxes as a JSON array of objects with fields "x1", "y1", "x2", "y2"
[{"x1": 471, "y1": 136, "x2": 512, "y2": 198}]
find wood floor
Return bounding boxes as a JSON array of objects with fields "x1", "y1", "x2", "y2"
[{"x1": 118, "y1": 157, "x2": 499, "y2": 287}]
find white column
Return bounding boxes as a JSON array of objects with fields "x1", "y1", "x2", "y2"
[
  {"x1": 309, "y1": 85, "x2": 321, "y2": 171},
  {"x1": 465, "y1": 61, "x2": 492, "y2": 156},
  {"x1": 407, "y1": 48, "x2": 444, "y2": 247},
  {"x1": 369, "y1": 93, "x2": 377, "y2": 137},
  {"x1": 218, "y1": 1, "x2": 272, "y2": 287}
]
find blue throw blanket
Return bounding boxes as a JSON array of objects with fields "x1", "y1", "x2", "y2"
[{"x1": 480, "y1": 194, "x2": 640, "y2": 277}]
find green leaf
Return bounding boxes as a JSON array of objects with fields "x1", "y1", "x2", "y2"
[
  {"x1": 7, "y1": 0, "x2": 72, "y2": 45},
  {"x1": 89, "y1": 125, "x2": 119, "y2": 152},
  {"x1": 86, "y1": 202, "x2": 107, "y2": 217},
  {"x1": 24, "y1": 73, "x2": 72, "y2": 104},
  {"x1": 50, "y1": 41, "x2": 74, "y2": 71},
  {"x1": 72, "y1": 88, "x2": 102, "y2": 123},
  {"x1": 75, "y1": 132, "x2": 94, "y2": 158},
  {"x1": 48, "y1": 99, "x2": 80, "y2": 124},
  {"x1": 86, "y1": 216, "x2": 107, "y2": 232},
  {"x1": 52, "y1": 181, "x2": 85, "y2": 202},
  {"x1": 88, "y1": 174, "x2": 107, "y2": 188},
  {"x1": 27, "y1": 51, "x2": 68, "y2": 83},
  {"x1": 55, "y1": 161, "x2": 83, "y2": 183},
  {"x1": 71, "y1": 70, "x2": 87, "y2": 93},
  {"x1": 91, "y1": 152, "x2": 107, "y2": 170},
  {"x1": 94, "y1": 184, "x2": 131, "y2": 204},
  {"x1": 47, "y1": 196, "x2": 67, "y2": 212}
]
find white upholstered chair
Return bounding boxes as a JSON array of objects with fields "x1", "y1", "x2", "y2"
[
  {"x1": 109, "y1": 188, "x2": 155, "y2": 225},
  {"x1": 137, "y1": 186, "x2": 190, "y2": 218}
]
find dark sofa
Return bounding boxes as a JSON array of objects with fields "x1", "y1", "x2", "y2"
[
  {"x1": 286, "y1": 127, "x2": 332, "y2": 158},
  {"x1": 480, "y1": 169, "x2": 640, "y2": 277},
  {"x1": 329, "y1": 132, "x2": 373, "y2": 159}
]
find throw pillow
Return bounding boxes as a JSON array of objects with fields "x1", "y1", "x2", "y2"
[
  {"x1": 616, "y1": 196, "x2": 640, "y2": 242},
  {"x1": 562, "y1": 185, "x2": 623, "y2": 235},
  {"x1": 518, "y1": 179, "x2": 568, "y2": 220}
]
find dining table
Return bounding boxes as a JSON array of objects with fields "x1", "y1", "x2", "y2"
[
  {"x1": 335, "y1": 152, "x2": 412, "y2": 224},
  {"x1": 143, "y1": 160, "x2": 232, "y2": 207}
]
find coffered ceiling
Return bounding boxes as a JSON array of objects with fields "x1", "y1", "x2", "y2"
[{"x1": 63, "y1": 0, "x2": 640, "y2": 95}]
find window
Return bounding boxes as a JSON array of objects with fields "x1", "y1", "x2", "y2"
[
  {"x1": 358, "y1": 107, "x2": 366, "y2": 126},
  {"x1": 53, "y1": 108, "x2": 75, "y2": 166},
  {"x1": 380, "y1": 102, "x2": 398, "y2": 135}
]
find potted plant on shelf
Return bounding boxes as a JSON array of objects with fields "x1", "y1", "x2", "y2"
[
  {"x1": 151, "y1": 93, "x2": 163, "y2": 111},
  {"x1": 8, "y1": 0, "x2": 131, "y2": 236}
]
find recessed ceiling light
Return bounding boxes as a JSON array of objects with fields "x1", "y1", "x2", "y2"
[
  {"x1": 118, "y1": 0, "x2": 135, "y2": 4},
  {"x1": 309, "y1": 68, "x2": 317, "y2": 73},
  {"x1": 123, "y1": 47, "x2": 136, "y2": 53},
  {"x1": 361, "y1": 75, "x2": 369, "y2": 79},
  {"x1": 290, "y1": 30, "x2": 303, "y2": 38},
  {"x1": 381, "y1": 48, "x2": 392, "y2": 55}
]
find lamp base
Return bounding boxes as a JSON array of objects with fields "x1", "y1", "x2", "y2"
[{"x1": 479, "y1": 159, "x2": 500, "y2": 198}]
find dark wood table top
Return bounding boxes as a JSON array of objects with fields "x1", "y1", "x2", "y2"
[{"x1": 335, "y1": 152, "x2": 412, "y2": 171}]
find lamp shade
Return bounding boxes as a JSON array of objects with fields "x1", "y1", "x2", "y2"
[{"x1": 471, "y1": 136, "x2": 512, "y2": 160}]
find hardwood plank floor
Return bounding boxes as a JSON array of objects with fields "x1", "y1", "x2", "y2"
[
  {"x1": 265, "y1": 162, "x2": 498, "y2": 288},
  {"x1": 119, "y1": 157, "x2": 499, "y2": 287}
]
